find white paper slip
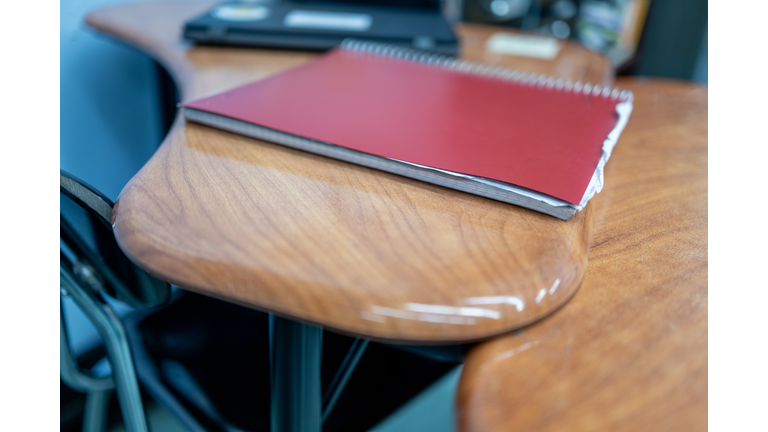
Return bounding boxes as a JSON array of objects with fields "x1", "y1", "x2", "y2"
[{"x1": 486, "y1": 32, "x2": 561, "y2": 59}]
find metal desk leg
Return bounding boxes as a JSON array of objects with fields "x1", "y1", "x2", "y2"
[{"x1": 269, "y1": 315, "x2": 322, "y2": 432}]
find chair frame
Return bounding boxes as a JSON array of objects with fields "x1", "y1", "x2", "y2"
[
  {"x1": 60, "y1": 170, "x2": 151, "y2": 432},
  {"x1": 60, "y1": 264, "x2": 148, "y2": 432},
  {"x1": 60, "y1": 169, "x2": 465, "y2": 432}
]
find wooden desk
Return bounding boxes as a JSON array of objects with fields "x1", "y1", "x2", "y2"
[
  {"x1": 86, "y1": 0, "x2": 614, "y2": 344},
  {"x1": 456, "y1": 80, "x2": 707, "y2": 431},
  {"x1": 84, "y1": 2, "x2": 706, "y2": 430}
]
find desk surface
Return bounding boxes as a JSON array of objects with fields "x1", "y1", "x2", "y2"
[
  {"x1": 88, "y1": 1, "x2": 619, "y2": 343},
  {"x1": 456, "y1": 81, "x2": 707, "y2": 431}
]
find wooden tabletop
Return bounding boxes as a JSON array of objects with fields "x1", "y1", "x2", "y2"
[
  {"x1": 86, "y1": 1, "x2": 616, "y2": 343},
  {"x1": 456, "y1": 80, "x2": 707, "y2": 431}
]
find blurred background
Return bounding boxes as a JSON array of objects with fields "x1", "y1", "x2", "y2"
[
  {"x1": 61, "y1": 0, "x2": 706, "y2": 429},
  {"x1": 457, "y1": 0, "x2": 706, "y2": 80}
]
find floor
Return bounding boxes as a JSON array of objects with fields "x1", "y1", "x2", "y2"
[{"x1": 108, "y1": 366, "x2": 462, "y2": 432}]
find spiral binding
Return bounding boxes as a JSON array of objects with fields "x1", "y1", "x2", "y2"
[{"x1": 340, "y1": 38, "x2": 633, "y2": 101}]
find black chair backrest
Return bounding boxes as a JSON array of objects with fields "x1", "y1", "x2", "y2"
[{"x1": 60, "y1": 170, "x2": 170, "y2": 309}]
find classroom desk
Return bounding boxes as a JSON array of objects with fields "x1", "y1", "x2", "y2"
[
  {"x1": 85, "y1": 2, "x2": 706, "y2": 430},
  {"x1": 86, "y1": 0, "x2": 615, "y2": 344}
]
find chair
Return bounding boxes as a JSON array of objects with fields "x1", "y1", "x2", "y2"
[
  {"x1": 122, "y1": 290, "x2": 466, "y2": 432},
  {"x1": 60, "y1": 170, "x2": 171, "y2": 432},
  {"x1": 60, "y1": 171, "x2": 468, "y2": 432}
]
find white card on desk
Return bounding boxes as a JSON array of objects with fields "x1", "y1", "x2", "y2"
[{"x1": 486, "y1": 32, "x2": 561, "y2": 59}]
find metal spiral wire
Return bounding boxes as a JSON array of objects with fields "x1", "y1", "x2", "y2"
[{"x1": 339, "y1": 38, "x2": 633, "y2": 101}]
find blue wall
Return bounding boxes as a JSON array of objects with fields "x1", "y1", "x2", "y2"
[{"x1": 61, "y1": 0, "x2": 165, "y2": 354}]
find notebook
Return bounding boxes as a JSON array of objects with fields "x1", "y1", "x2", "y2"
[{"x1": 181, "y1": 39, "x2": 633, "y2": 220}]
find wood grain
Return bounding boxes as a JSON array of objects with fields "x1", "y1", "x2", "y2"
[
  {"x1": 85, "y1": 1, "x2": 615, "y2": 343},
  {"x1": 456, "y1": 80, "x2": 707, "y2": 431}
]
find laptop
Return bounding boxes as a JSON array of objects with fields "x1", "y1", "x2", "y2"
[{"x1": 183, "y1": 0, "x2": 459, "y2": 55}]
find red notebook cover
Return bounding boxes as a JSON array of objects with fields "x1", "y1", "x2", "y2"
[{"x1": 182, "y1": 46, "x2": 625, "y2": 205}]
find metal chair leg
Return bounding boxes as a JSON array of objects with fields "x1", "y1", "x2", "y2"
[
  {"x1": 61, "y1": 303, "x2": 114, "y2": 432},
  {"x1": 83, "y1": 389, "x2": 111, "y2": 432},
  {"x1": 60, "y1": 305, "x2": 114, "y2": 393},
  {"x1": 322, "y1": 338, "x2": 369, "y2": 423},
  {"x1": 61, "y1": 265, "x2": 149, "y2": 432},
  {"x1": 269, "y1": 315, "x2": 322, "y2": 432}
]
